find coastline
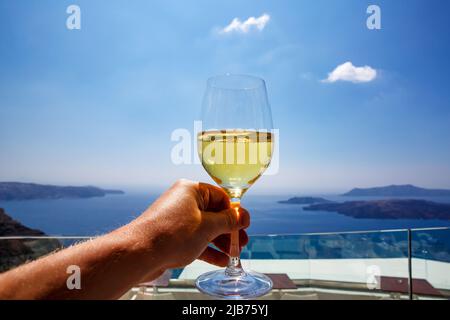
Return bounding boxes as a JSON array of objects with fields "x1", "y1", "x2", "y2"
[{"x1": 1, "y1": 193, "x2": 450, "y2": 237}]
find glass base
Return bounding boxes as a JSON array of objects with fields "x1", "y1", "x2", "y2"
[{"x1": 195, "y1": 269, "x2": 273, "y2": 300}]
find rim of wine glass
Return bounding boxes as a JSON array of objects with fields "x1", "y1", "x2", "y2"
[{"x1": 207, "y1": 73, "x2": 266, "y2": 91}]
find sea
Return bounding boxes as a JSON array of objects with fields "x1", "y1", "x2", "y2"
[{"x1": 1, "y1": 193, "x2": 450, "y2": 237}]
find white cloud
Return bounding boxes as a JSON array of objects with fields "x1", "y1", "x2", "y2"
[
  {"x1": 220, "y1": 13, "x2": 270, "y2": 34},
  {"x1": 322, "y1": 61, "x2": 377, "y2": 83}
]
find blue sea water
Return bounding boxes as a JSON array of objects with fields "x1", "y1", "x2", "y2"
[
  {"x1": 2, "y1": 193, "x2": 450, "y2": 265},
  {"x1": 1, "y1": 193, "x2": 450, "y2": 237}
]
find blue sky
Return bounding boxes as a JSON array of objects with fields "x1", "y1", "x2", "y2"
[{"x1": 1, "y1": 0, "x2": 449, "y2": 194}]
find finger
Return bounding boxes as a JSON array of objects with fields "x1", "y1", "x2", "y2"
[
  {"x1": 212, "y1": 230, "x2": 249, "y2": 253},
  {"x1": 198, "y1": 246, "x2": 229, "y2": 267},
  {"x1": 213, "y1": 230, "x2": 249, "y2": 251},
  {"x1": 202, "y1": 207, "x2": 250, "y2": 238},
  {"x1": 238, "y1": 207, "x2": 250, "y2": 229},
  {"x1": 197, "y1": 182, "x2": 230, "y2": 212}
]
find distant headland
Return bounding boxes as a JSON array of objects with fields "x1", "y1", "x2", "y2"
[
  {"x1": 0, "y1": 208, "x2": 61, "y2": 272},
  {"x1": 342, "y1": 184, "x2": 450, "y2": 197},
  {"x1": 0, "y1": 207, "x2": 46, "y2": 236},
  {"x1": 278, "y1": 184, "x2": 450, "y2": 221},
  {"x1": 0, "y1": 182, "x2": 125, "y2": 201},
  {"x1": 303, "y1": 199, "x2": 450, "y2": 220}
]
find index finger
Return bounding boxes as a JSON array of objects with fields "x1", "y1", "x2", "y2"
[{"x1": 197, "y1": 182, "x2": 230, "y2": 212}]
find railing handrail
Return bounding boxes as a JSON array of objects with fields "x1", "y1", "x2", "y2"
[
  {"x1": 0, "y1": 226, "x2": 448, "y2": 240},
  {"x1": 250, "y1": 226, "x2": 450, "y2": 237}
]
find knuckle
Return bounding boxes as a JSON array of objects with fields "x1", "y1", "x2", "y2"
[
  {"x1": 226, "y1": 209, "x2": 238, "y2": 229},
  {"x1": 174, "y1": 179, "x2": 186, "y2": 186},
  {"x1": 174, "y1": 178, "x2": 191, "y2": 188}
]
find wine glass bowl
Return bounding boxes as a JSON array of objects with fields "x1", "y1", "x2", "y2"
[
  {"x1": 195, "y1": 74, "x2": 274, "y2": 299},
  {"x1": 197, "y1": 130, "x2": 273, "y2": 199}
]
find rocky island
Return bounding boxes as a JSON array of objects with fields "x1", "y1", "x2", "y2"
[
  {"x1": 304, "y1": 199, "x2": 450, "y2": 220},
  {"x1": 342, "y1": 184, "x2": 450, "y2": 197},
  {"x1": 278, "y1": 197, "x2": 332, "y2": 205},
  {"x1": 0, "y1": 182, "x2": 124, "y2": 201},
  {"x1": 0, "y1": 208, "x2": 61, "y2": 272}
]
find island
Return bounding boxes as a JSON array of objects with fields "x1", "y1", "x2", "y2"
[
  {"x1": 278, "y1": 197, "x2": 333, "y2": 205},
  {"x1": 0, "y1": 182, "x2": 125, "y2": 201},
  {"x1": 0, "y1": 208, "x2": 61, "y2": 272},
  {"x1": 342, "y1": 184, "x2": 450, "y2": 197},
  {"x1": 304, "y1": 199, "x2": 450, "y2": 220}
]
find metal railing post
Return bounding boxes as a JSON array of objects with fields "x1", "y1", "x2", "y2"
[{"x1": 407, "y1": 229, "x2": 413, "y2": 300}]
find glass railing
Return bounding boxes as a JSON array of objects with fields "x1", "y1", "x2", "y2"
[
  {"x1": 0, "y1": 227, "x2": 449, "y2": 300},
  {"x1": 411, "y1": 228, "x2": 450, "y2": 299}
]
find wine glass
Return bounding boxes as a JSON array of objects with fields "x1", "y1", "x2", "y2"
[{"x1": 196, "y1": 74, "x2": 274, "y2": 299}]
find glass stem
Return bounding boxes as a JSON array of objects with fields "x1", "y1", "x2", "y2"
[{"x1": 225, "y1": 199, "x2": 244, "y2": 277}]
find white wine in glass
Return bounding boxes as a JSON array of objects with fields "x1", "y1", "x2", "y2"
[
  {"x1": 198, "y1": 130, "x2": 273, "y2": 199},
  {"x1": 195, "y1": 74, "x2": 274, "y2": 299}
]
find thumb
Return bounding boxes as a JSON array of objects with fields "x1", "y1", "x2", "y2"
[{"x1": 202, "y1": 207, "x2": 250, "y2": 238}]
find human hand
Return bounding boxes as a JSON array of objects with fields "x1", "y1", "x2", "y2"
[
  {"x1": 0, "y1": 179, "x2": 250, "y2": 299},
  {"x1": 130, "y1": 179, "x2": 250, "y2": 271}
]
